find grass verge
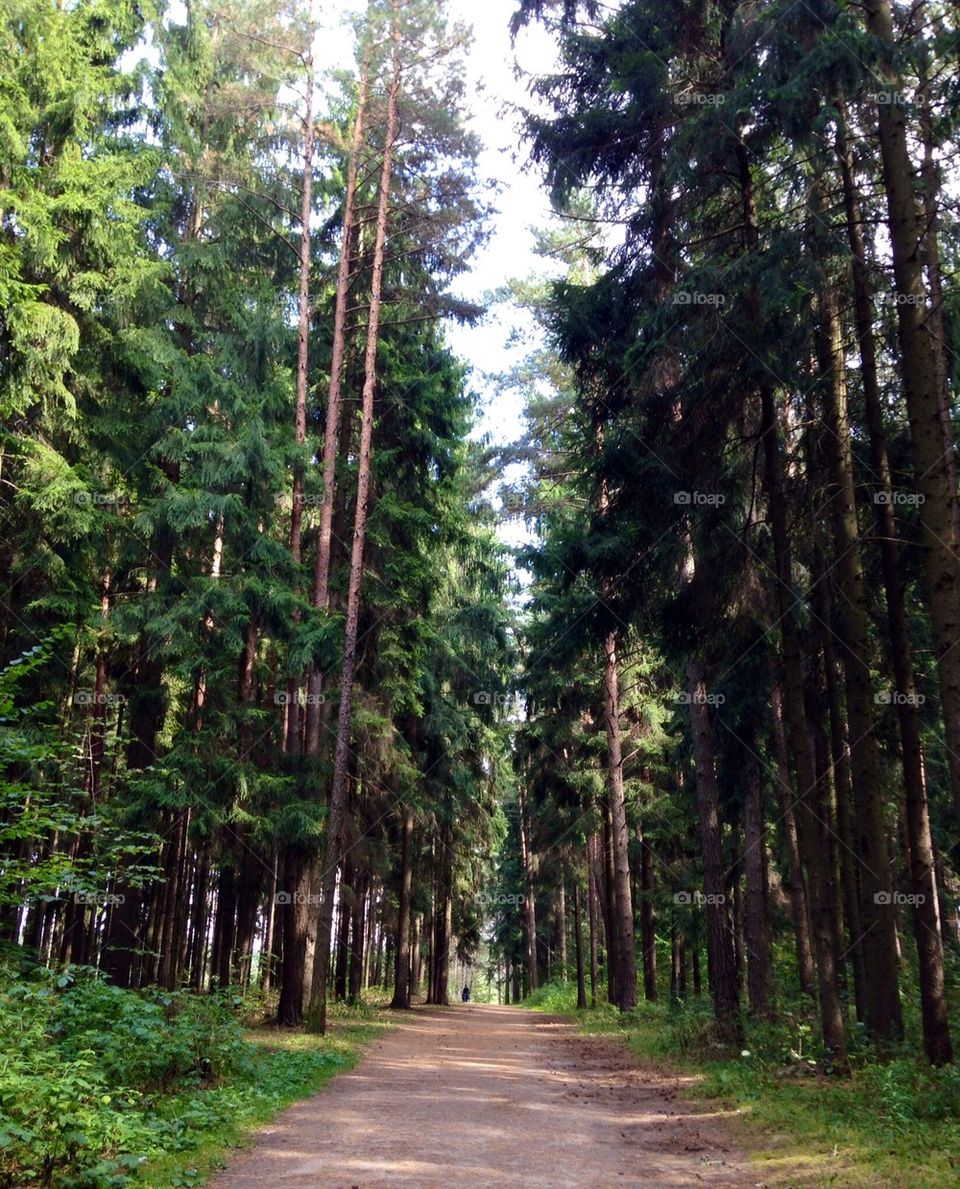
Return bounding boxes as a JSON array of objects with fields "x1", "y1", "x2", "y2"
[
  {"x1": 137, "y1": 1003, "x2": 392, "y2": 1187},
  {"x1": 524, "y1": 980, "x2": 960, "y2": 1188}
]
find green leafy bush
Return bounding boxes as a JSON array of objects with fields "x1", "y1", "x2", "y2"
[
  {"x1": 49, "y1": 979, "x2": 252, "y2": 1093},
  {"x1": 0, "y1": 966, "x2": 267, "y2": 1187}
]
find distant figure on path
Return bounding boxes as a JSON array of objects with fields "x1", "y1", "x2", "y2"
[{"x1": 461, "y1": 985, "x2": 470, "y2": 1002}]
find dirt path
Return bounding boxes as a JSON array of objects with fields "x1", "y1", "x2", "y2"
[{"x1": 209, "y1": 1004, "x2": 767, "y2": 1188}]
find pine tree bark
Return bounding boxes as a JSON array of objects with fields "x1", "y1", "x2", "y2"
[
  {"x1": 862, "y1": 0, "x2": 960, "y2": 825},
  {"x1": 603, "y1": 630, "x2": 637, "y2": 1010},
  {"x1": 305, "y1": 48, "x2": 371, "y2": 750},
  {"x1": 743, "y1": 757, "x2": 771, "y2": 1017},
  {"x1": 518, "y1": 782, "x2": 538, "y2": 994},
  {"x1": 390, "y1": 805, "x2": 414, "y2": 1008},
  {"x1": 640, "y1": 833, "x2": 657, "y2": 1001},
  {"x1": 738, "y1": 133, "x2": 847, "y2": 1065},
  {"x1": 834, "y1": 103, "x2": 953, "y2": 1064},
  {"x1": 307, "y1": 1, "x2": 401, "y2": 1034},
  {"x1": 814, "y1": 281, "x2": 903, "y2": 1043},
  {"x1": 685, "y1": 658, "x2": 741, "y2": 1042},
  {"x1": 573, "y1": 880, "x2": 587, "y2": 1009}
]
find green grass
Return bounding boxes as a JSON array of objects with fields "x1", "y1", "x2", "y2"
[
  {"x1": 524, "y1": 979, "x2": 960, "y2": 1188},
  {"x1": 0, "y1": 963, "x2": 392, "y2": 1188},
  {"x1": 137, "y1": 1003, "x2": 392, "y2": 1188}
]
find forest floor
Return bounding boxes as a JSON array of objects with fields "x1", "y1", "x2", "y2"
[{"x1": 207, "y1": 1002, "x2": 777, "y2": 1188}]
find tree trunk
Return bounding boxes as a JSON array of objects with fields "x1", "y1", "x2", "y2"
[
  {"x1": 743, "y1": 757, "x2": 771, "y2": 1017},
  {"x1": 305, "y1": 48, "x2": 371, "y2": 751},
  {"x1": 863, "y1": 0, "x2": 960, "y2": 826},
  {"x1": 835, "y1": 102, "x2": 953, "y2": 1064},
  {"x1": 769, "y1": 682, "x2": 816, "y2": 998},
  {"x1": 390, "y1": 805, "x2": 414, "y2": 1009},
  {"x1": 573, "y1": 880, "x2": 587, "y2": 1009},
  {"x1": 587, "y1": 837, "x2": 599, "y2": 1007},
  {"x1": 519, "y1": 783, "x2": 538, "y2": 994},
  {"x1": 640, "y1": 833, "x2": 657, "y2": 1001},
  {"x1": 738, "y1": 133, "x2": 847, "y2": 1064},
  {"x1": 307, "y1": 1, "x2": 401, "y2": 1034},
  {"x1": 685, "y1": 658, "x2": 741, "y2": 1043},
  {"x1": 814, "y1": 280, "x2": 903, "y2": 1043},
  {"x1": 603, "y1": 630, "x2": 637, "y2": 1010}
]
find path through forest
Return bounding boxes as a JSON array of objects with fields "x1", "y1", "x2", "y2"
[{"x1": 210, "y1": 1005, "x2": 767, "y2": 1187}]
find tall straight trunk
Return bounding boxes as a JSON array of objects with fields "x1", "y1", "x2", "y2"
[
  {"x1": 276, "y1": 1, "x2": 319, "y2": 1023},
  {"x1": 685, "y1": 659, "x2": 741, "y2": 1042},
  {"x1": 809, "y1": 558, "x2": 865, "y2": 1018},
  {"x1": 601, "y1": 805, "x2": 618, "y2": 1004},
  {"x1": 390, "y1": 805, "x2": 414, "y2": 1008},
  {"x1": 769, "y1": 682, "x2": 816, "y2": 997},
  {"x1": 157, "y1": 810, "x2": 188, "y2": 989},
  {"x1": 276, "y1": 849, "x2": 311, "y2": 1024},
  {"x1": 305, "y1": 48, "x2": 371, "y2": 751},
  {"x1": 308, "y1": 3, "x2": 401, "y2": 1034},
  {"x1": 349, "y1": 867, "x2": 368, "y2": 1002},
  {"x1": 815, "y1": 282, "x2": 903, "y2": 1043},
  {"x1": 556, "y1": 882, "x2": 568, "y2": 979},
  {"x1": 518, "y1": 782, "x2": 538, "y2": 994},
  {"x1": 743, "y1": 758, "x2": 771, "y2": 1017},
  {"x1": 187, "y1": 850, "x2": 209, "y2": 989},
  {"x1": 284, "y1": 0, "x2": 318, "y2": 748},
  {"x1": 587, "y1": 837, "x2": 599, "y2": 1007},
  {"x1": 742, "y1": 134, "x2": 847, "y2": 1064},
  {"x1": 863, "y1": 0, "x2": 960, "y2": 825},
  {"x1": 261, "y1": 845, "x2": 278, "y2": 991},
  {"x1": 333, "y1": 857, "x2": 352, "y2": 1002},
  {"x1": 431, "y1": 828, "x2": 452, "y2": 1005},
  {"x1": 835, "y1": 105, "x2": 953, "y2": 1064},
  {"x1": 640, "y1": 833, "x2": 657, "y2": 1001},
  {"x1": 917, "y1": 52, "x2": 960, "y2": 551},
  {"x1": 602, "y1": 631, "x2": 637, "y2": 1010},
  {"x1": 407, "y1": 911, "x2": 420, "y2": 1002},
  {"x1": 670, "y1": 922, "x2": 681, "y2": 1001},
  {"x1": 573, "y1": 881, "x2": 587, "y2": 1009},
  {"x1": 234, "y1": 858, "x2": 260, "y2": 989},
  {"x1": 212, "y1": 860, "x2": 237, "y2": 989}
]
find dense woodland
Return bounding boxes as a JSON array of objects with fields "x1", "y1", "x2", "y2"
[{"x1": 3, "y1": 0, "x2": 960, "y2": 1179}]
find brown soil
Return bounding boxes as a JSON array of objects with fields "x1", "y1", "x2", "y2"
[{"x1": 208, "y1": 1003, "x2": 771, "y2": 1188}]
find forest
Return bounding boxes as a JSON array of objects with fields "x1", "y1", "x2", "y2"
[{"x1": 2, "y1": 0, "x2": 960, "y2": 1185}]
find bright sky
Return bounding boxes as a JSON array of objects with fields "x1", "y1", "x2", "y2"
[
  {"x1": 315, "y1": 0, "x2": 558, "y2": 561},
  {"x1": 316, "y1": 0, "x2": 559, "y2": 466},
  {"x1": 441, "y1": 0, "x2": 558, "y2": 447}
]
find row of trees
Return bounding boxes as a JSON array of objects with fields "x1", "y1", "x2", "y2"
[
  {"x1": 1, "y1": 0, "x2": 513, "y2": 1028},
  {"x1": 489, "y1": 0, "x2": 960, "y2": 1069}
]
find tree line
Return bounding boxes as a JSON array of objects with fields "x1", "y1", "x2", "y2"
[
  {"x1": 1, "y1": 0, "x2": 514, "y2": 1030},
  {"x1": 484, "y1": 0, "x2": 960, "y2": 1070}
]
